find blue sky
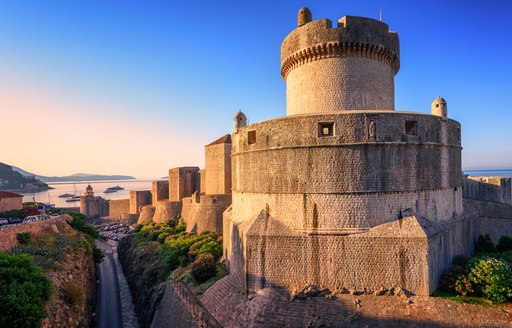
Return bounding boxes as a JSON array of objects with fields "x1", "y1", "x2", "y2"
[{"x1": 0, "y1": 1, "x2": 511, "y2": 178}]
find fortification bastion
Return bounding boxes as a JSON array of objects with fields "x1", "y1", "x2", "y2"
[{"x1": 224, "y1": 8, "x2": 466, "y2": 296}]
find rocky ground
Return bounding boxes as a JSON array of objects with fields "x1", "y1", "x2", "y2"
[{"x1": 19, "y1": 218, "x2": 96, "y2": 328}]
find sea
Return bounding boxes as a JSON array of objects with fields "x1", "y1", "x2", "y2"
[
  {"x1": 463, "y1": 169, "x2": 512, "y2": 178},
  {"x1": 22, "y1": 179, "x2": 155, "y2": 208}
]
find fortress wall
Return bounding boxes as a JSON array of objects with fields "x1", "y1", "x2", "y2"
[
  {"x1": 233, "y1": 113, "x2": 461, "y2": 194},
  {"x1": 232, "y1": 189, "x2": 462, "y2": 230},
  {"x1": 224, "y1": 214, "x2": 475, "y2": 296},
  {"x1": 152, "y1": 200, "x2": 181, "y2": 224},
  {"x1": 205, "y1": 143, "x2": 231, "y2": 195},
  {"x1": 108, "y1": 199, "x2": 130, "y2": 218},
  {"x1": 151, "y1": 280, "x2": 221, "y2": 328},
  {"x1": 129, "y1": 190, "x2": 152, "y2": 214},
  {"x1": 169, "y1": 167, "x2": 200, "y2": 202},
  {"x1": 464, "y1": 198, "x2": 512, "y2": 244},
  {"x1": 243, "y1": 232, "x2": 430, "y2": 295},
  {"x1": 182, "y1": 194, "x2": 231, "y2": 234},
  {"x1": 463, "y1": 176, "x2": 512, "y2": 205},
  {"x1": 0, "y1": 216, "x2": 70, "y2": 252},
  {"x1": 427, "y1": 218, "x2": 474, "y2": 293},
  {"x1": 286, "y1": 57, "x2": 394, "y2": 114},
  {"x1": 231, "y1": 112, "x2": 461, "y2": 229},
  {"x1": 475, "y1": 217, "x2": 512, "y2": 244},
  {"x1": 137, "y1": 205, "x2": 155, "y2": 224},
  {"x1": 152, "y1": 180, "x2": 169, "y2": 205}
]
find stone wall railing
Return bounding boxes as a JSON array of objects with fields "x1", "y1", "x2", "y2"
[
  {"x1": 168, "y1": 277, "x2": 222, "y2": 328},
  {"x1": 0, "y1": 216, "x2": 69, "y2": 252}
]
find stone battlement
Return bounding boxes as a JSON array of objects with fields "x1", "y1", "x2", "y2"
[
  {"x1": 282, "y1": 9, "x2": 400, "y2": 115},
  {"x1": 281, "y1": 16, "x2": 400, "y2": 79}
]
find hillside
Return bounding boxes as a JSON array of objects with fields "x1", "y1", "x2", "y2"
[
  {"x1": 10, "y1": 164, "x2": 135, "y2": 182},
  {"x1": 0, "y1": 163, "x2": 51, "y2": 193}
]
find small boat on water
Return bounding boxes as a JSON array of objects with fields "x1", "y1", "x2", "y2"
[
  {"x1": 58, "y1": 193, "x2": 74, "y2": 198},
  {"x1": 65, "y1": 196, "x2": 81, "y2": 202},
  {"x1": 104, "y1": 185, "x2": 124, "y2": 193}
]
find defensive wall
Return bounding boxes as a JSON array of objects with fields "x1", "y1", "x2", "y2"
[
  {"x1": 232, "y1": 112, "x2": 462, "y2": 233},
  {"x1": 0, "y1": 216, "x2": 70, "y2": 252},
  {"x1": 182, "y1": 193, "x2": 231, "y2": 234},
  {"x1": 152, "y1": 180, "x2": 169, "y2": 204},
  {"x1": 169, "y1": 167, "x2": 200, "y2": 202},
  {"x1": 129, "y1": 190, "x2": 152, "y2": 214},
  {"x1": 108, "y1": 199, "x2": 130, "y2": 218},
  {"x1": 463, "y1": 176, "x2": 511, "y2": 205},
  {"x1": 151, "y1": 278, "x2": 221, "y2": 328}
]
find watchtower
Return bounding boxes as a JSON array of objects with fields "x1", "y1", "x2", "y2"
[{"x1": 281, "y1": 10, "x2": 400, "y2": 115}]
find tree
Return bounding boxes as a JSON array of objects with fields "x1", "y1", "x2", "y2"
[{"x1": 0, "y1": 253, "x2": 52, "y2": 328}]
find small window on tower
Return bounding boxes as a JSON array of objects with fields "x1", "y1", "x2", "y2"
[
  {"x1": 405, "y1": 121, "x2": 418, "y2": 136},
  {"x1": 318, "y1": 122, "x2": 334, "y2": 137},
  {"x1": 248, "y1": 131, "x2": 257, "y2": 144}
]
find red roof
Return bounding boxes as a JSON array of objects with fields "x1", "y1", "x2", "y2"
[{"x1": 0, "y1": 191, "x2": 23, "y2": 198}]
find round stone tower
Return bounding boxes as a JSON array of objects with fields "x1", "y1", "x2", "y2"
[
  {"x1": 281, "y1": 9, "x2": 400, "y2": 115},
  {"x1": 225, "y1": 8, "x2": 463, "y2": 296}
]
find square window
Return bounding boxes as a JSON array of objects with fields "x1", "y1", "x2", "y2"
[
  {"x1": 405, "y1": 121, "x2": 418, "y2": 136},
  {"x1": 248, "y1": 131, "x2": 257, "y2": 144},
  {"x1": 318, "y1": 122, "x2": 334, "y2": 137}
]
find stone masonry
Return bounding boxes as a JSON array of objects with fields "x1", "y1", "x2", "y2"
[{"x1": 224, "y1": 8, "x2": 468, "y2": 296}]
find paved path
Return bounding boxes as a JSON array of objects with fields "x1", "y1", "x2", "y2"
[{"x1": 96, "y1": 240, "x2": 139, "y2": 328}]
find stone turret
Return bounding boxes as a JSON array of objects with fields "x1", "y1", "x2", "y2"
[
  {"x1": 85, "y1": 184, "x2": 94, "y2": 197},
  {"x1": 432, "y1": 96, "x2": 448, "y2": 120},
  {"x1": 233, "y1": 111, "x2": 247, "y2": 131},
  {"x1": 281, "y1": 8, "x2": 400, "y2": 115}
]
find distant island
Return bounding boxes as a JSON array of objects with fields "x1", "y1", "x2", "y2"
[
  {"x1": 0, "y1": 162, "x2": 52, "y2": 193},
  {"x1": 10, "y1": 165, "x2": 136, "y2": 183}
]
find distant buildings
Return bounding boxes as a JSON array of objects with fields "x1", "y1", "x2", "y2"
[{"x1": 0, "y1": 191, "x2": 23, "y2": 212}]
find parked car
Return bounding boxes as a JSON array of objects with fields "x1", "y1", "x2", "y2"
[
  {"x1": 23, "y1": 216, "x2": 38, "y2": 223},
  {"x1": 8, "y1": 217, "x2": 23, "y2": 224},
  {"x1": 0, "y1": 218, "x2": 8, "y2": 226}
]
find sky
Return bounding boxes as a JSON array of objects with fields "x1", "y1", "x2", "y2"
[{"x1": 0, "y1": 0, "x2": 511, "y2": 178}]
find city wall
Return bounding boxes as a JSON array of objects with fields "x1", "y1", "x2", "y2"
[
  {"x1": 108, "y1": 199, "x2": 130, "y2": 218},
  {"x1": 130, "y1": 190, "x2": 152, "y2": 214},
  {"x1": 151, "y1": 279, "x2": 221, "y2": 328},
  {"x1": 182, "y1": 193, "x2": 231, "y2": 234},
  {"x1": 463, "y1": 176, "x2": 511, "y2": 205}
]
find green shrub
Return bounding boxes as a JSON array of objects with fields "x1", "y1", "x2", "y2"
[
  {"x1": 0, "y1": 253, "x2": 52, "y2": 327},
  {"x1": 93, "y1": 247, "x2": 106, "y2": 263},
  {"x1": 16, "y1": 232, "x2": 32, "y2": 244},
  {"x1": 69, "y1": 213, "x2": 99, "y2": 239},
  {"x1": 196, "y1": 241, "x2": 223, "y2": 261},
  {"x1": 62, "y1": 282, "x2": 84, "y2": 306},
  {"x1": 190, "y1": 253, "x2": 216, "y2": 283},
  {"x1": 497, "y1": 236, "x2": 512, "y2": 252},
  {"x1": 468, "y1": 256, "x2": 512, "y2": 303},
  {"x1": 475, "y1": 234, "x2": 496, "y2": 253},
  {"x1": 439, "y1": 255, "x2": 469, "y2": 293}
]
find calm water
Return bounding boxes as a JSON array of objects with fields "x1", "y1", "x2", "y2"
[
  {"x1": 22, "y1": 179, "x2": 154, "y2": 208},
  {"x1": 464, "y1": 169, "x2": 512, "y2": 178}
]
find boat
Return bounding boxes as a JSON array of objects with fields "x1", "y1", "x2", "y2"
[
  {"x1": 104, "y1": 185, "x2": 124, "y2": 193},
  {"x1": 107, "y1": 185, "x2": 124, "y2": 191},
  {"x1": 58, "y1": 193, "x2": 74, "y2": 198},
  {"x1": 65, "y1": 196, "x2": 81, "y2": 203}
]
